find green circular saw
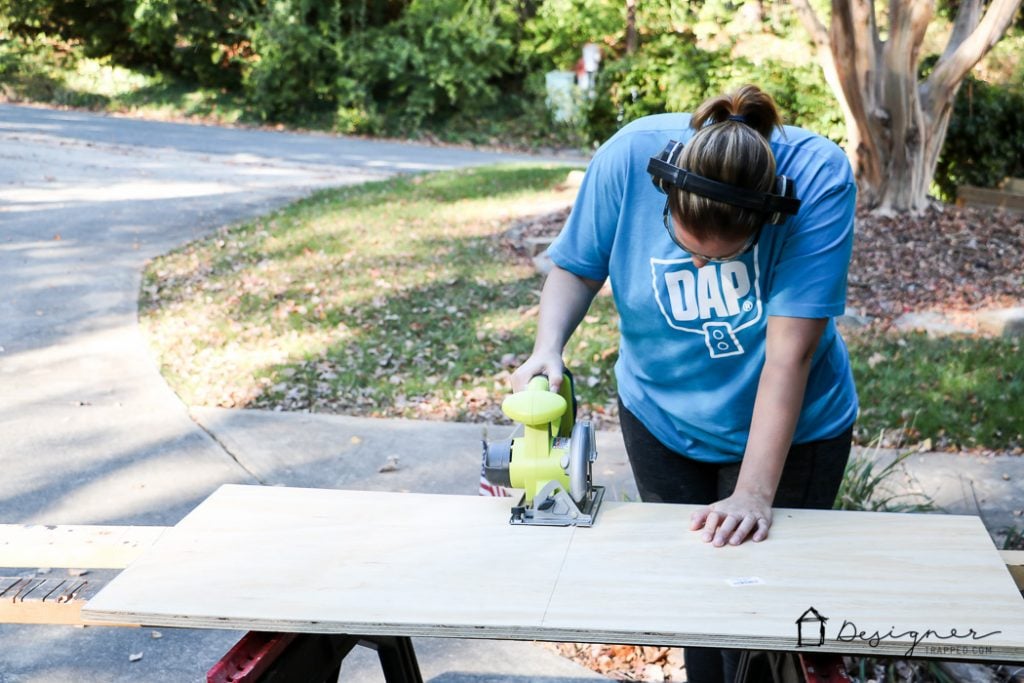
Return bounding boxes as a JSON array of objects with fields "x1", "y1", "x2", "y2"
[{"x1": 482, "y1": 373, "x2": 604, "y2": 527}]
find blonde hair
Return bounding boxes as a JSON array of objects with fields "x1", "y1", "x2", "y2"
[{"x1": 671, "y1": 84, "x2": 783, "y2": 241}]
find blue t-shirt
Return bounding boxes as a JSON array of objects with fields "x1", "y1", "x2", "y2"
[{"x1": 548, "y1": 113, "x2": 858, "y2": 463}]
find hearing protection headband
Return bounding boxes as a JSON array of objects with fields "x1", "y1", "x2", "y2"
[{"x1": 647, "y1": 140, "x2": 802, "y2": 225}]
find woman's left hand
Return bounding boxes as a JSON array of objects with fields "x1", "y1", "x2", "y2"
[{"x1": 690, "y1": 491, "x2": 773, "y2": 547}]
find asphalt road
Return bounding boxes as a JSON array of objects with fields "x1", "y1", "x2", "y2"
[{"x1": 0, "y1": 103, "x2": 597, "y2": 682}]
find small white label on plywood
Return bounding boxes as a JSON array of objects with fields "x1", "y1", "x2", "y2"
[{"x1": 726, "y1": 577, "x2": 764, "y2": 587}]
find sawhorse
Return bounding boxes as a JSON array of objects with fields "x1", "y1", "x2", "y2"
[
  {"x1": 737, "y1": 651, "x2": 851, "y2": 683},
  {"x1": 203, "y1": 633, "x2": 847, "y2": 683},
  {"x1": 207, "y1": 631, "x2": 422, "y2": 683}
]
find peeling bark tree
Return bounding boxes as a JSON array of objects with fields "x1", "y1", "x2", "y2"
[{"x1": 791, "y1": 0, "x2": 1022, "y2": 213}]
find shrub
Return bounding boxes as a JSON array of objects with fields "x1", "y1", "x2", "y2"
[
  {"x1": 576, "y1": 30, "x2": 845, "y2": 149},
  {"x1": 345, "y1": 0, "x2": 520, "y2": 132},
  {"x1": 933, "y1": 76, "x2": 1024, "y2": 202},
  {"x1": 519, "y1": 0, "x2": 623, "y2": 71},
  {"x1": 573, "y1": 32, "x2": 720, "y2": 144},
  {"x1": 125, "y1": 0, "x2": 251, "y2": 88},
  {"x1": 708, "y1": 58, "x2": 845, "y2": 145},
  {"x1": 242, "y1": 0, "x2": 348, "y2": 124},
  {"x1": 0, "y1": 0, "x2": 131, "y2": 61}
]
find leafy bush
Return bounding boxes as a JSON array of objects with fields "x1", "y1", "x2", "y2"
[
  {"x1": 710, "y1": 59, "x2": 845, "y2": 145},
  {"x1": 519, "y1": 0, "x2": 622, "y2": 71},
  {"x1": 125, "y1": 0, "x2": 251, "y2": 88},
  {"x1": 3, "y1": 0, "x2": 847, "y2": 146},
  {"x1": 933, "y1": 76, "x2": 1024, "y2": 202},
  {"x1": 0, "y1": 0, "x2": 131, "y2": 61},
  {"x1": 345, "y1": 0, "x2": 520, "y2": 132},
  {"x1": 243, "y1": 0, "x2": 349, "y2": 124},
  {"x1": 576, "y1": 30, "x2": 845, "y2": 149},
  {"x1": 573, "y1": 32, "x2": 720, "y2": 144},
  {"x1": 0, "y1": 32, "x2": 66, "y2": 101}
]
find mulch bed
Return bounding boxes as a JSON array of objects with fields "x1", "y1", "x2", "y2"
[
  {"x1": 847, "y1": 205, "x2": 1023, "y2": 329},
  {"x1": 504, "y1": 203, "x2": 1024, "y2": 330}
]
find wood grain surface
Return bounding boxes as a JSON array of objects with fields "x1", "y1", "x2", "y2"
[
  {"x1": 82, "y1": 485, "x2": 1024, "y2": 660},
  {"x1": 0, "y1": 524, "x2": 166, "y2": 569}
]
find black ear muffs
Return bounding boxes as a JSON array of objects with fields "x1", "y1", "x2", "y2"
[{"x1": 647, "y1": 140, "x2": 801, "y2": 225}]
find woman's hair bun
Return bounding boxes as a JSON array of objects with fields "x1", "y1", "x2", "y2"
[{"x1": 691, "y1": 84, "x2": 781, "y2": 140}]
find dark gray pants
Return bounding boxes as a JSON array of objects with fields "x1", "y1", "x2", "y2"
[{"x1": 618, "y1": 398, "x2": 853, "y2": 683}]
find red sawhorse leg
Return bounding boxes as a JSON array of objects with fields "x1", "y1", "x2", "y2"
[
  {"x1": 733, "y1": 651, "x2": 851, "y2": 682},
  {"x1": 207, "y1": 631, "x2": 424, "y2": 683}
]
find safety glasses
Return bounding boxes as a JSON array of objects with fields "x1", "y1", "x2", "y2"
[{"x1": 661, "y1": 200, "x2": 760, "y2": 263}]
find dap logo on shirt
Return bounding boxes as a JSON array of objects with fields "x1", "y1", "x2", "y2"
[{"x1": 649, "y1": 255, "x2": 764, "y2": 358}]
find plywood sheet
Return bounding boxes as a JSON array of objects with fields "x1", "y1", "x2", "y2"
[
  {"x1": 0, "y1": 525, "x2": 166, "y2": 569},
  {"x1": 83, "y1": 485, "x2": 1024, "y2": 660}
]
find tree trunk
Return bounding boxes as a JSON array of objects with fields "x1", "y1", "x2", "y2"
[
  {"x1": 625, "y1": 0, "x2": 638, "y2": 55},
  {"x1": 792, "y1": 0, "x2": 1023, "y2": 214}
]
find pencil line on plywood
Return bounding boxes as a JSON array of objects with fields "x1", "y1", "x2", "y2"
[{"x1": 541, "y1": 527, "x2": 578, "y2": 626}]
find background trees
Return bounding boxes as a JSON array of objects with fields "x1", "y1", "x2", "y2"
[
  {"x1": 1, "y1": 0, "x2": 1021, "y2": 211},
  {"x1": 792, "y1": 0, "x2": 1023, "y2": 212}
]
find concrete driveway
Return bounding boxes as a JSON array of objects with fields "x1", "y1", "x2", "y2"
[{"x1": 0, "y1": 104, "x2": 599, "y2": 682}]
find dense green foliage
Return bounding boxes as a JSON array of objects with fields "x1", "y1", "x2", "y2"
[
  {"x1": 578, "y1": 32, "x2": 844, "y2": 145},
  {"x1": 934, "y1": 75, "x2": 1024, "y2": 202},
  {"x1": 1, "y1": 0, "x2": 130, "y2": 60},
  {"x1": 243, "y1": 0, "x2": 346, "y2": 122},
  {"x1": 344, "y1": 0, "x2": 521, "y2": 132},
  {"x1": 1, "y1": 0, "x2": 1020, "y2": 190}
]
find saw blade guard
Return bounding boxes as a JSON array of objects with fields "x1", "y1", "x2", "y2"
[{"x1": 568, "y1": 421, "x2": 596, "y2": 503}]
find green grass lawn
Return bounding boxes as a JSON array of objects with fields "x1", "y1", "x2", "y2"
[
  {"x1": 140, "y1": 165, "x2": 1023, "y2": 452},
  {"x1": 849, "y1": 332, "x2": 1022, "y2": 451},
  {"x1": 140, "y1": 166, "x2": 617, "y2": 422}
]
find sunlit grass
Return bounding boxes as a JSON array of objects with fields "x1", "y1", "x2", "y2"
[
  {"x1": 847, "y1": 331, "x2": 1023, "y2": 451},
  {"x1": 141, "y1": 165, "x2": 1021, "y2": 449},
  {"x1": 58, "y1": 57, "x2": 152, "y2": 98},
  {"x1": 141, "y1": 166, "x2": 588, "y2": 419},
  {"x1": 0, "y1": 34, "x2": 247, "y2": 123}
]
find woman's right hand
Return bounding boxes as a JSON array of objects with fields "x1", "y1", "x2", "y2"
[{"x1": 511, "y1": 352, "x2": 565, "y2": 393}]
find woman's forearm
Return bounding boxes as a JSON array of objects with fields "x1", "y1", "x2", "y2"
[
  {"x1": 532, "y1": 265, "x2": 604, "y2": 356},
  {"x1": 511, "y1": 265, "x2": 604, "y2": 392},
  {"x1": 734, "y1": 316, "x2": 827, "y2": 501}
]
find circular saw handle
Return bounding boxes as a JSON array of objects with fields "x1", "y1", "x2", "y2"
[{"x1": 501, "y1": 375, "x2": 567, "y2": 426}]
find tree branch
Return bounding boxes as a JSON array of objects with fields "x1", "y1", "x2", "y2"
[
  {"x1": 791, "y1": 0, "x2": 829, "y2": 49},
  {"x1": 831, "y1": 0, "x2": 880, "y2": 104},
  {"x1": 941, "y1": 0, "x2": 982, "y2": 62},
  {"x1": 927, "y1": 0, "x2": 1022, "y2": 102},
  {"x1": 790, "y1": 0, "x2": 861, "y2": 165},
  {"x1": 908, "y1": 0, "x2": 934, "y2": 61}
]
